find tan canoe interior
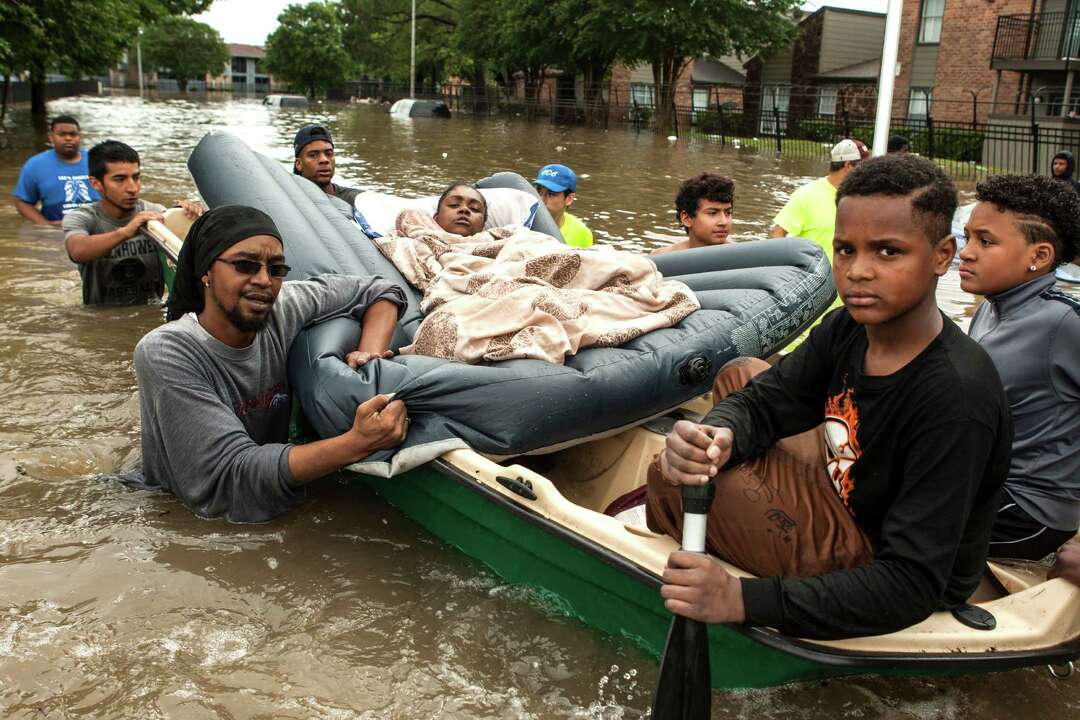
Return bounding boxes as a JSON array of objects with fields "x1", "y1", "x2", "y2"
[
  {"x1": 147, "y1": 207, "x2": 1080, "y2": 660},
  {"x1": 469, "y1": 393, "x2": 1080, "y2": 657}
]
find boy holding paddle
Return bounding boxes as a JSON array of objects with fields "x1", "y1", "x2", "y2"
[{"x1": 647, "y1": 155, "x2": 1012, "y2": 639}]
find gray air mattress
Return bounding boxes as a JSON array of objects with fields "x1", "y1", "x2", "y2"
[{"x1": 187, "y1": 131, "x2": 836, "y2": 476}]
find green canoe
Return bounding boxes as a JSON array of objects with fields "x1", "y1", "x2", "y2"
[{"x1": 147, "y1": 213, "x2": 1080, "y2": 690}]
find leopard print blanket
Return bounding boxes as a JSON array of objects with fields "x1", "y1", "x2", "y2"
[{"x1": 373, "y1": 209, "x2": 700, "y2": 364}]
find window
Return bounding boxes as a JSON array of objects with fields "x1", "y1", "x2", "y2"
[
  {"x1": 693, "y1": 87, "x2": 710, "y2": 110},
  {"x1": 630, "y1": 82, "x2": 654, "y2": 107},
  {"x1": 231, "y1": 56, "x2": 247, "y2": 74},
  {"x1": 918, "y1": 0, "x2": 944, "y2": 44},
  {"x1": 818, "y1": 86, "x2": 838, "y2": 116},
  {"x1": 759, "y1": 85, "x2": 790, "y2": 134},
  {"x1": 908, "y1": 87, "x2": 932, "y2": 118}
]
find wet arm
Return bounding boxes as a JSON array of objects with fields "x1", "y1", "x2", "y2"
[
  {"x1": 356, "y1": 299, "x2": 398, "y2": 354},
  {"x1": 65, "y1": 226, "x2": 134, "y2": 262},
  {"x1": 287, "y1": 395, "x2": 405, "y2": 483},
  {"x1": 14, "y1": 198, "x2": 54, "y2": 226},
  {"x1": 63, "y1": 209, "x2": 161, "y2": 263},
  {"x1": 276, "y1": 275, "x2": 408, "y2": 343}
]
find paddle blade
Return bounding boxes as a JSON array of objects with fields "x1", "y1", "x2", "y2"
[{"x1": 650, "y1": 614, "x2": 712, "y2": 719}]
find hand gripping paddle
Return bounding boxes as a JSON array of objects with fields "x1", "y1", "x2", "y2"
[{"x1": 650, "y1": 481, "x2": 716, "y2": 719}]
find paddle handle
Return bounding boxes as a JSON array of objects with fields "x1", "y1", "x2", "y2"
[{"x1": 680, "y1": 483, "x2": 715, "y2": 553}]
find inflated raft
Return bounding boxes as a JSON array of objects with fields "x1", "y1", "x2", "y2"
[
  {"x1": 187, "y1": 130, "x2": 836, "y2": 476},
  {"x1": 148, "y1": 131, "x2": 1080, "y2": 690}
]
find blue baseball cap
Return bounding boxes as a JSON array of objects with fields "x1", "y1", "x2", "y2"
[{"x1": 534, "y1": 164, "x2": 577, "y2": 193}]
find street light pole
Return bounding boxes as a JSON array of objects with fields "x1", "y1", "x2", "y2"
[
  {"x1": 872, "y1": 0, "x2": 903, "y2": 156},
  {"x1": 410, "y1": 0, "x2": 416, "y2": 98},
  {"x1": 136, "y1": 27, "x2": 144, "y2": 99}
]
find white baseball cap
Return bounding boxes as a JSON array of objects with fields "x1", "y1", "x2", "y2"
[{"x1": 831, "y1": 138, "x2": 870, "y2": 162}]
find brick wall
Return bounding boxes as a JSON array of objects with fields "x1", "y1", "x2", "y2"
[
  {"x1": 608, "y1": 61, "x2": 697, "y2": 107},
  {"x1": 608, "y1": 60, "x2": 742, "y2": 120},
  {"x1": 609, "y1": 64, "x2": 632, "y2": 111},
  {"x1": 894, "y1": 0, "x2": 1028, "y2": 123}
]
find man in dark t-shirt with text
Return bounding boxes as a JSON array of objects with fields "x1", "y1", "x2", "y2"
[
  {"x1": 648, "y1": 155, "x2": 1012, "y2": 640},
  {"x1": 62, "y1": 140, "x2": 203, "y2": 305}
]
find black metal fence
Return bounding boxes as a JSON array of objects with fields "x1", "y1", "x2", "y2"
[
  {"x1": 343, "y1": 80, "x2": 1080, "y2": 181},
  {"x1": 674, "y1": 105, "x2": 1080, "y2": 180}
]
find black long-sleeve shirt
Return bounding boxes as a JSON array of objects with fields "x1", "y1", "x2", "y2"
[{"x1": 705, "y1": 309, "x2": 1011, "y2": 639}]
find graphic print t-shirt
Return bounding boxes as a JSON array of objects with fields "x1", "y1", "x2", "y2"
[
  {"x1": 823, "y1": 386, "x2": 861, "y2": 511},
  {"x1": 703, "y1": 309, "x2": 1012, "y2": 639},
  {"x1": 12, "y1": 149, "x2": 99, "y2": 221},
  {"x1": 62, "y1": 200, "x2": 167, "y2": 305}
]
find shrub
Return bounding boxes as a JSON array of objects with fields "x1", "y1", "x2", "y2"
[
  {"x1": 797, "y1": 118, "x2": 838, "y2": 142},
  {"x1": 920, "y1": 127, "x2": 984, "y2": 162},
  {"x1": 694, "y1": 109, "x2": 742, "y2": 134},
  {"x1": 628, "y1": 105, "x2": 653, "y2": 125}
]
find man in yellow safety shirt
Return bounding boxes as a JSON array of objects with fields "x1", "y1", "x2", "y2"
[{"x1": 770, "y1": 138, "x2": 869, "y2": 259}]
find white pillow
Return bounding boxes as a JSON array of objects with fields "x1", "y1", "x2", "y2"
[{"x1": 352, "y1": 187, "x2": 539, "y2": 238}]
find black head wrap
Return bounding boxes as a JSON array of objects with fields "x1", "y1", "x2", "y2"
[{"x1": 166, "y1": 205, "x2": 284, "y2": 321}]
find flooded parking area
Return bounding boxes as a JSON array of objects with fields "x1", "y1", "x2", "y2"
[{"x1": 0, "y1": 95, "x2": 1076, "y2": 718}]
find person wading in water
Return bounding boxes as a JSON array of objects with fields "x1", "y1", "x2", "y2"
[{"x1": 132, "y1": 205, "x2": 408, "y2": 522}]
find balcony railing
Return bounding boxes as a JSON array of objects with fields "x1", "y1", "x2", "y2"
[{"x1": 993, "y1": 12, "x2": 1080, "y2": 62}]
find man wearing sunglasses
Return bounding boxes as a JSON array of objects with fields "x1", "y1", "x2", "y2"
[
  {"x1": 132, "y1": 205, "x2": 409, "y2": 523},
  {"x1": 293, "y1": 125, "x2": 361, "y2": 206}
]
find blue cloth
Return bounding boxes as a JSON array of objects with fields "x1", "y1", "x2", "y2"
[{"x1": 12, "y1": 149, "x2": 98, "y2": 221}]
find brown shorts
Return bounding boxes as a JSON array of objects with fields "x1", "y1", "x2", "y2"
[{"x1": 645, "y1": 357, "x2": 873, "y2": 578}]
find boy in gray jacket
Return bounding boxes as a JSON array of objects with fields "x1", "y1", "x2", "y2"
[
  {"x1": 959, "y1": 174, "x2": 1080, "y2": 559},
  {"x1": 134, "y1": 205, "x2": 408, "y2": 523}
]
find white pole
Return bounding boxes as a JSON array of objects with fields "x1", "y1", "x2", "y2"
[
  {"x1": 410, "y1": 0, "x2": 416, "y2": 98},
  {"x1": 872, "y1": 0, "x2": 903, "y2": 156},
  {"x1": 136, "y1": 29, "x2": 144, "y2": 99}
]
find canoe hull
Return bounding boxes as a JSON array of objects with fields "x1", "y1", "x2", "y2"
[
  {"x1": 357, "y1": 457, "x2": 1080, "y2": 689},
  {"x1": 358, "y1": 460, "x2": 835, "y2": 690}
]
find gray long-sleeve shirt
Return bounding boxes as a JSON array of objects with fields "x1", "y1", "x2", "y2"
[
  {"x1": 133, "y1": 274, "x2": 407, "y2": 523},
  {"x1": 969, "y1": 273, "x2": 1080, "y2": 531}
]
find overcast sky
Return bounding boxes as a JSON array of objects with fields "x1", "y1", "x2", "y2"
[{"x1": 197, "y1": 0, "x2": 890, "y2": 46}]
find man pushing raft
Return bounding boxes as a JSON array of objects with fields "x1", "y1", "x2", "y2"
[{"x1": 132, "y1": 205, "x2": 409, "y2": 522}]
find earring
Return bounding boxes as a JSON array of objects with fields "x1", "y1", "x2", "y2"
[
  {"x1": 1029, "y1": 265, "x2": 1038, "y2": 272},
  {"x1": 204, "y1": 281, "x2": 210, "y2": 287}
]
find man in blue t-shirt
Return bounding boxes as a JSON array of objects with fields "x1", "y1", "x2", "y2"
[{"x1": 12, "y1": 115, "x2": 99, "y2": 225}]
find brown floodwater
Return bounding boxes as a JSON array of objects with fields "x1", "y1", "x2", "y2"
[{"x1": 0, "y1": 95, "x2": 1076, "y2": 719}]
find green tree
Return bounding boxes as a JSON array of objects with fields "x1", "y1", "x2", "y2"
[
  {"x1": 557, "y1": 0, "x2": 625, "y2": 126},
  {"x1": 265, "y1": 2, "x2": 354, "y2": 98},
  {"x1": 341, "y1": 0, "x2": 467, "y2": 89},
  {"x1": 616, "y1": 0, "x2": 799, "y2": 133},
  {"x1": 457, "y1": 0, "x2": 561, "y2": 106},
  {"x1": 0, "y1": 0, "x2": 212, "y2": 119},
  {"x1": 142, "y1": 16, "x2": 229, "y2": 92}
]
